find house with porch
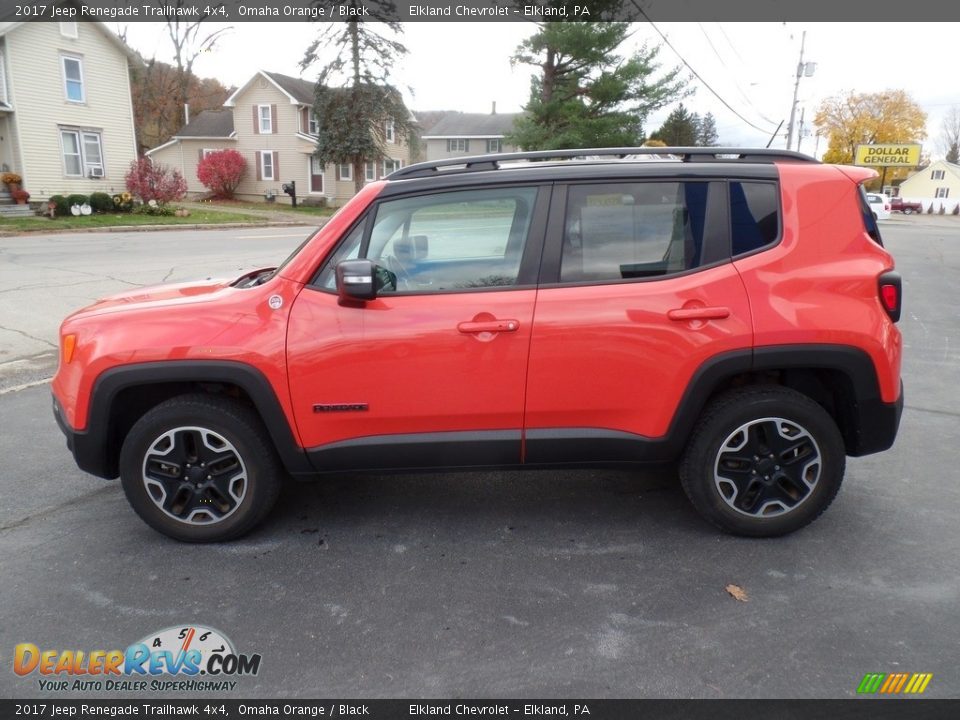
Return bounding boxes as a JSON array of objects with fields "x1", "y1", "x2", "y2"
[
  {"x1": 0, "y1": 19, "x2": 139, "y2": 211},
  {"x1": 147, "y1": 70, "x2": 412, "y2": 206}
]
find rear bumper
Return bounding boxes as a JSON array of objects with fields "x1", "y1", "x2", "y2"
[
  {"x1": 849, "y1": 380, "x2": 903, "y2": 457},
  {"x1": 52, "y1": 394, "x2": 116, "y2": 479}
]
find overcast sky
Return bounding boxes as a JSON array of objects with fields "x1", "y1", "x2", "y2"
[{"x1": 121, "y1": 22, "x2": 960, "y2": 158}]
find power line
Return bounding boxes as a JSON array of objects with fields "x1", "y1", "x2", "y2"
[
  {"x1": 633, "y1": 8, "x2": 779, "y2": 134},
  {"x1": 697, "y1": 22, "x2": 777, "y2": 126}
]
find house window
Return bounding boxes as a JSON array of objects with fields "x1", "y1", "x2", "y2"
[
  {"x1": 447, "y1": 139, "x2": 469, "y2": 153},
  {"x1": 60, "y1": 129, "x2": 103, "y2": 177},
  {"x1": 261, "y1": 151, "x2": 274, "y2": 180},
  {"x1": 385, "y1": 120, "x2": 395, "y2": 143},
  {"x1": 931, "y1": 170, "x2": 945, "y2": 180},
  {"x1": 935, "y1": 187, "x2": 950, "y2": 198},
  {"x1": 309, "y1": 114, "x2": 319, "y2": 135},
  {"x1": 383, "y1": 158, "x2": 401, "y2": 177},
  {"x1": 486, "y1": 139, "x2": 502, "y2": 153},
  {"x1": 258, "y1": 105, "x2": 272, "y2": 134},
  {"x1": 61, "y1": 56, "x2": 85, "y2": 103},
  {"x1": 365, "y1": 162, "x2": 376, "y2": 181},
  {"x1": 60, "y1": 22, "x2": 78, "y2": 38},
  {"x1": 338, "y1": 164, "x2": 352, "y2": 181}
]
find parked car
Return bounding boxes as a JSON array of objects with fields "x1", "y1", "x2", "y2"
[
  {"x1": 890, "y1": 197, "x2": 923, "y2": 215},
  {"x1": 865, "y1": 192, "x2": 891, "y2": 220},
  {"x1": 52, "y1": 147, "x2": 904, "y2": 542}
]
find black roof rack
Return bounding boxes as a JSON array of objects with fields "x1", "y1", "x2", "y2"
[{"x1": 389, "y1": 147, "x2": 818, "y2": 180}]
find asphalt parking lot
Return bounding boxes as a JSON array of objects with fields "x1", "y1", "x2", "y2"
[{"x1": 0, "y1": 219, "x2": 958, "y2": 699}]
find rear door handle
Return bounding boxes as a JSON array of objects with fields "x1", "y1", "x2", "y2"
[
  {"x1": 667, "y1": 306, "x2": 730, "y2": 321},
  {"x1": 457, "y1": 319, "x2": 520, "y2": 334}
]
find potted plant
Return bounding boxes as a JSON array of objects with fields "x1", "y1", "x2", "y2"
[
  {"x1": 11, "y1": 188, "x2": 30, "y2": 205},
  {"x1": 2, "y1": 172, "x2": 22, "y2": 191}
]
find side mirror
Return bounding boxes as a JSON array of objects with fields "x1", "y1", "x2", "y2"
[{"x1": 335, "y1": 259, "x2": 377, "y2": 302}]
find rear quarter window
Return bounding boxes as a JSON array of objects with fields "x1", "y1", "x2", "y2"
[
  {"x1": 730, "y1": 181, "x2": 780, "y2": 256},
  {"x1": 858, "y1": 186, "x2": 884, "y2": 246}
]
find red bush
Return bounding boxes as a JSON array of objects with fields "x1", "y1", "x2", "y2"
[
  {"x1": 197, "y1": 149, "x2": 247, "y2": 199},
  {"x1": 125, "y1": 157, "x2": 187, "y2": 204}
]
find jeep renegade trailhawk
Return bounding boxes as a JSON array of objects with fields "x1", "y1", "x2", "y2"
[{"x1": 52, "y1": 148, "x2": 904, "y2": 542}]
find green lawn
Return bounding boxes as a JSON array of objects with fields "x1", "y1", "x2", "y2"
[
  {"x1": 196, "y1": 200, "x2": 336, "y2": 217},
  {"x1": 0, "y1": 208, "x2": 270, "y2": 232}
]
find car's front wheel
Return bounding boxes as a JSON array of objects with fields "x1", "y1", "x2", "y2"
[
  {"x1": 119, "y1": 394, "x2": 283, "y2": 542},
  {"x1": 679, "y1": 387, "x2": 845, "y2": 537}
]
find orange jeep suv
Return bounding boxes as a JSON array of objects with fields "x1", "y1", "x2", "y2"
[{"x1": 52, "y1": 148, "x2": 903, "y2": 541}]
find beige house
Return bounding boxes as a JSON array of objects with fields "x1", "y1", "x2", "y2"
[
  {"x1": 898, "y1": 160, "x2": 960, "y2": 211},
  {"x1": 0, "y1": 20, "x2": 138, "y2": 202},
  {"x1": 421, "y1": 110, "x2": 522, "y2": 161},
  {"x1": 147, "y1": 70, "x2": 412, "y2": 206}
]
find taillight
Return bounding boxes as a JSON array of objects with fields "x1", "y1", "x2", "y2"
[{"x1": 879, "y1": 271, "x2": 902, "y2": 322}]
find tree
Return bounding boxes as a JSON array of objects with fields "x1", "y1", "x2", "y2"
[
  {"x1": 939, "y1": 106, "x2": 960, "y2": 164},
  {"x1": 197, "y1": 149, "x2": 247, "y2": 199},
  {"x1": 698, "y1": 112, "x2": 720, "y2": 146},
  {"x1": 130, "y1": 60, "x2": 230, "y2": 152},
  {"x1": 650, "y1": 104, "x2": 700, "y2": 146},
  {"x1": 125, "y1": 158, "x2": 187, "y2": 205},
  {"x1": 300, "y1": 1, "x2": 415, "y2": 193},
  {"x1": 814, "y1": 90, "x2": 927, "y2": 165},
  {"x1": 506, "y1": 22, "x2": 688, "y2": 150},
  {"x1": 154, "y1": 1, "x2": 232, "y2": 128}
]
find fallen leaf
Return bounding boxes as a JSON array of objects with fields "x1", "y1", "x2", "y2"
[{"x1": 725, "y1": 584, "x2": 749, "y2": 602}]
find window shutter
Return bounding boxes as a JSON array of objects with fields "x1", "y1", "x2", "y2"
[
  {"x1": 255, "y1": 151, "x2": 262, "y2": 180},
  {"x1": 253, "y1": 106, "x2": 259, "y2": 135},
  {"x1": 271, "y1": 105, "x2": 277, "y2": 134},
  {"x1": 273, "y1": 152, "x2": 279, "y2": 179},
  {"x1": 301, "y1": 108, "x2": 308, "y2": 133},
  {"x1": 198, "y1": 149, "x2": 204, "y2": 162}
]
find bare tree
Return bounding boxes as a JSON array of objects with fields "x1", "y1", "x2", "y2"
[
  {"x1": 939, "y1": 106, "x2": 960, "y2": 163},
  {"x1": 155, "y1": 0, "x2": 233, "y2": 126}
]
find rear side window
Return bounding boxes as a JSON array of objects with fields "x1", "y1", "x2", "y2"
[
  {"x1": 560, "y1": 182, "x2": 708, "y2": 282},
  {"x1": 730, "y1": 181, "x2": 779, "y2": 256}
]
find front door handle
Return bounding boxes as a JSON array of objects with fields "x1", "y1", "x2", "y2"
[
  {"x1": 667, "y1": 306, "x2": 730, "y2": 321},
  {"x1": 457, "y1": 319, "x2": 520, "y2": 334}
]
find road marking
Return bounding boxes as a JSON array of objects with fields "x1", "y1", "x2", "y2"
[{"x1": 0, "y1": 377, "x2": 52, "y2": 395}]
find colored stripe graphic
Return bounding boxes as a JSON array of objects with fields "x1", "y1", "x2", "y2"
[{"x1": 858, "y1": 672, "x2": 932, "y2": 694}]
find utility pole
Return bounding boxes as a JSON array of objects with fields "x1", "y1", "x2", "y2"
[
  {"x1": 797, "y1": 107, "x2": 806, "y2": 153},
  {"x1": 786, "y1": 31, "x2": 816, "y2": 151}
]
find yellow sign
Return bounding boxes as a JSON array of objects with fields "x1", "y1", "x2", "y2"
[{"x1": 854, "y1": 144, "x2": 922, "y2": 167}]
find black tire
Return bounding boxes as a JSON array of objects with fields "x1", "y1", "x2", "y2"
[
  {"x1": 679, "y1": 387, "x2": 845, "y2": 537},
  {"x1": 119, "y1": 394, "x2": 283, "y2": 542}
]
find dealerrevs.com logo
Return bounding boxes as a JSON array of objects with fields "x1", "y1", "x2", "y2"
[{"x1": 13, "y1": 625, "x2": 261, "y2": 692}]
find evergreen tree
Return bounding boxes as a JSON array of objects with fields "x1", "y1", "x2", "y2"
[
  {"x1": 698, "y1": 112, "x2": 720, "y2": 146},
  {"x1": 650, "y1": 104, "x2": 700, "y2": 146},
  {"x1": 506, "y1": 23, "x2": 688, "y2": 150},
  {"x1": 301, "y1": 1, "x2": 415, "y2": 192}
]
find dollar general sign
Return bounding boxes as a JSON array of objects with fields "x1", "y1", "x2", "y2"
[{"x1": 854, "y1": 144, "x2": 922, "y2": 167}]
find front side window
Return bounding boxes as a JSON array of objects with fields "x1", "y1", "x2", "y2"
[
  {"x1": 62, "y1": 56, "x2": 84, "y2": 102},
  {"x1": 329, "y1": 186, "x2": 538, "y2": 293},
  {"x1": 560, "y1": 182, "x2": 708, "y2": 283}
]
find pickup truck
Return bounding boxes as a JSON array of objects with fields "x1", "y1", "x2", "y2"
[{"x1": 890, "y1": 197, "x2": 923, "y2": 214}]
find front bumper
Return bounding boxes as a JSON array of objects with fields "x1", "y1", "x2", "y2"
[{"x1": 52, "y1": 394, "x2": 116, "y2": 479}]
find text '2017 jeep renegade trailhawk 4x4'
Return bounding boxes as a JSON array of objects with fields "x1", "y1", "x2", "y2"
[{"x1": 52, "y1": 148, "x2": 903, "y2": 542}]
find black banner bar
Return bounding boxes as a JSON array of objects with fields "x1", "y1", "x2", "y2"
[
  {"x1": 2, "y1": 699, "x2": 959, "y2": 720},
  {"x1": 7, "y1": 0, "x2": 960, "y2": 22}
]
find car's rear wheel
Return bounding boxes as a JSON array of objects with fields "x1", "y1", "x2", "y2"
[
  {"x1": 679, "y1": 387, "x2": 845, "y2": 537},
  {"x1": 119, "y1": 394, "x2": 283, "y2": 542}
]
